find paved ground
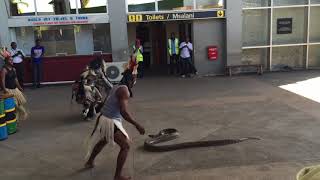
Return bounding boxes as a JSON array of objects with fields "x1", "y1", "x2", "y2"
[{"x1": 1, "y1": 71, "x2": 320, "y2": 180}]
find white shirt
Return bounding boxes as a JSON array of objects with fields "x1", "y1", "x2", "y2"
[
  {"x1": 179, "y1": 42, "x2": 193, "y2": 59},
  {"x1": 10, "y1": 48, "x2": 25, "y2": 64}
]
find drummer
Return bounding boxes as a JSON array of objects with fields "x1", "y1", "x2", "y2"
[
  {"x1": 84, "y1": 69, "x2": 145, "y2": 180},
  {"x1": 0, "y1": 57, "x2": 28, "y2": 121}
]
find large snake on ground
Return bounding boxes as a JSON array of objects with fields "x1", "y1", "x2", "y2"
[{"x1": 144, "y1": 129, "x2": 261, "y2": 152}]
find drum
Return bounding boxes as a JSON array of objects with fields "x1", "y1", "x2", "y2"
[
  {"x1": 0, "y1": 99, "x2": 8, "y2": 140},
  {"x1": 5, "y1": 112, "x2": 16, "y2": 134},
  {"x1": 4, "y1": 95, "x2": 15, "y2": 113},
  {"x1": 3, "y1": 94, "x2": 16, "y2": 134}
]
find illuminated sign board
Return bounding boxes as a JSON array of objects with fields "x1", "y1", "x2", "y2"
[{"x1": 128, "y1": 10, "x2": 225, "y2": 22}]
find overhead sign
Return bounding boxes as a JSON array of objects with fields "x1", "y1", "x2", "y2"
[
  {"x1": 128, "y1": 10, "x2": 225, "y2": 22},
  {"x1": 277, "y1": 18, "x2": 293, "y2": 34},
  {"x1": 8, "y1": 14, "x2": 109, "y2": 27}
]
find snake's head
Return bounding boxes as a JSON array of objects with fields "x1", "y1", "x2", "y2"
[{"x1": 240, "y1": 137, "x2": 262, "y2": 141}]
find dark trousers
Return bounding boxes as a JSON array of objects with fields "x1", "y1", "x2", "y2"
[
  {"x1": 138, "y1": 61, "x2": 144, "y2": 78},
  {"x1": 188, "y1": 59, "x2": 197, "y2": 74},
  {"x1": 181, "y1": 57, "x2": 197, "y2": 76},
  {"x1": 180, "y1": 58, "x2": 188, "y2": 76},
  {"x1": 169, "y1": 54, "x2": 179, "y2": 75},
  {"x1": 32, "y1": 62, "x2": 42, "y2": 87},
  {"x1": 13, "y1": 62, "x2": 24, "y2": 88}
]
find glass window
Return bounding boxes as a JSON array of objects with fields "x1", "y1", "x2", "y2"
[
  {"x1": 128, "y1": 0, "x2": 155, "y2": 12},
  {"x1": 273, "y1": 0, "x2": 308, "y2": 6},
  {"x1": 15, "y1": 24, "x2": 111, "y2": 56},
  {"x1": 310, "y1": 7, "x2": 320, "y2": 43},
  {"x1": 36, "y1": 0, "x2": 55, "y2": 15},
  {"x1": 272, "y1": 46, "x2": 305, "y2": 69},
  {"x1": 35, "y1": 0, "x2": 77, "y2": 15},
  {"x1": 158, "y1": 0, "x2": 194, "y2": 11},
  {"x1": 196, "y1": 0, "x2": 223, "y2": 9},
  {"x1": 242, "y1": 48, "x2": 269, "y2": 70},
  {"x1": 10, "y1": 0, "x2": 36, "y2": 16},
  {"x1": 73, "y1": 24, "x2": 112, "y2": 55},
  {"x1": 76, "y1": 0, "x2": 107, "y2": 14},
  {"x1": 92, "y1": 24, "x2": 112, "y2": 53},
  {"x1": 34, "y1": 25, "x2": 76, "y2": 56},
  {"x1": 242, "y1": 0, "x2": 270, "y2": 8},
  {"x1": 243, "y1": 9, "x2": 270, "y2": 46},
  {"x1": 311, "y1": 0, "x2": 320, "y2": 4},
  {"x1": 272, "y1": 7, "x2": 307, "y2": 45},
  {"x1": 309, "y1": 45, "x2": 320, "y2": 68},
  {"x1": 15, "y1": 27, "x2": 36, "y2": 56}
]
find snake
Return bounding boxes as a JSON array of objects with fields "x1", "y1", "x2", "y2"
[{"x1": 144, "y1": 129, "x2": 261, "y2": 152}]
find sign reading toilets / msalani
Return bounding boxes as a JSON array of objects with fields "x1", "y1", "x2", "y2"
[{"x1": 128, "y1": 10, "x2": 225, "y2": 23}]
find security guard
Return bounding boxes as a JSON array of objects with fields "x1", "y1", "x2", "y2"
[
  {"x1": 133, "y1": 39, "x2": 144, "y2": 78},
  {"x1": 168, "y1": 33, "x2": 180, "y2": 75}
]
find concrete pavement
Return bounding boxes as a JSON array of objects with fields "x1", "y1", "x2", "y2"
[{"x1": 1, "y1": 71, "x2": 320, "y2": 180}]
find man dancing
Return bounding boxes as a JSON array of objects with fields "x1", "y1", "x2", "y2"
[{"x1": 85, "y1": 69, "x2": 145, "y2": 180}]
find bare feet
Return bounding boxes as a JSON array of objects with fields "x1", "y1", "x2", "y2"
[
  {"x1": 84, "y1": 162, "x2": 95, "y2": 169},
  {"x1": 114, "y1": 176, "x2": 131, "y2": 180}
]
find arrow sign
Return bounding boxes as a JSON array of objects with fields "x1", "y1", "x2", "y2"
[{"x1": 217, "y1": 10, "x2": 224, "y2": 18}]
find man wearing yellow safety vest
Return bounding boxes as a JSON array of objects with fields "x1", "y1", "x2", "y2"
[
  {"x1": 133, "y1": 39, "x2": 144, "y2": 78},
  {"x1": 168, "y1": 33, "x2": 180, "y2": 75}
]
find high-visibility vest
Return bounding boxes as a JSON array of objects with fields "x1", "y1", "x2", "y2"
[
  {"x1": 133, "y1": 45, "x2": 143, "y2": 62},
  {"x1": 168, "y1": 38, "x2": 179, "y2": 56}
]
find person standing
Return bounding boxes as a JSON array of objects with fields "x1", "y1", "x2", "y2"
[
  {"x1": 179, "y1": 37, "x2": 197, "y2": 78},
  {"x1": 84, "y1": 69, "x2": 145, "y2": 180},
  {"x1": 31, "y1": 39, "x2": 45, "y2": 88},
  {"x1": 10, "y1": 42, "x2": 25, "y2": 88},
  {"x1": 133, "y1": 39, "x2": 144, "y2": 78},
  {"x1": 167, "y1": 33, "x2": 180, "y2": 75}
]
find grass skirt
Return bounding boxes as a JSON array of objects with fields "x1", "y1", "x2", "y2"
[
  {"x1": 84, "y1": 115, "x2": 129, "y2": 162},
  {"x1": 6, "y1": 88, "x2": 28, "y2": 121}
]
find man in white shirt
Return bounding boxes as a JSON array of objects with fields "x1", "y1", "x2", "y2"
[
  {"x1": 10, "y1": 42, "x2": 25, "y2": 88},
  {"x1": 179, "y1": 37, "x2": 197, "y2": 78}
]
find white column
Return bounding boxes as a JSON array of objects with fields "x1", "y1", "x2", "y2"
[
  {"x1": 0, "y1": 0, "x2": 11, "y2": 47},
  {"x1": 226, "y1": 0, "x2": 243, "y2": 65},
  {"x1": 306, "y1": 0, "x2": 311, "y2": 69},
  {"x1": 109, "y1": 0, "x2": 129, "y2": 62},
  {"x1": 269, "y1": 0, "x2": 274, "y2": 70}
]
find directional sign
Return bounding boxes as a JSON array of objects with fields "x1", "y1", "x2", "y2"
[
  {"x1": 127, "y1": 10, "x2": 225, "y2": 23},
  {"x1": 217, "y1": 10, "x2": 224, "y2": 18}
]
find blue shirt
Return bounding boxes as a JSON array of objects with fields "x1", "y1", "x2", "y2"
[
  {"x1": 171, "y1": 39, "x2": 176, "y2": 55},
  {"x1": 31, "y1": 46, "x2": 45, "y2": 63}
]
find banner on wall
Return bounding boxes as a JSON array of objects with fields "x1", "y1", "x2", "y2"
[
  {"x1": 127, "y1": 10, "x2": 225, "y2": 23},
  {"x1": 8, "y1": 14, "x2": 109, "y2": 27}
]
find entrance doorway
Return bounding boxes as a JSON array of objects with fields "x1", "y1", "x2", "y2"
[{"x1": 131, "y1": 21, "x2": 192, "y2": 75}]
